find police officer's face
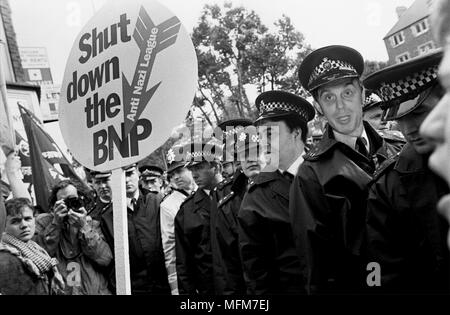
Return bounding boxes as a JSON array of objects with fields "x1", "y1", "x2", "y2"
[
  {"x1": 241, "y1": 157, "x2": 262, "y2": 180},
  {"x1": 222, "y1": 162, "x2": 236, "y2": 179},
  {"x1": 5, "y1": 206, "x2": 35, "y2": 243},
  {"x1": 317, "y1": 78, "x2": 364, "y2": 136},
  {"x1": 188, "y1": 161, "x2": 216, "y2": 190},
  {"x1": 399, "y1": 86, "x2": 442, "y2": 154},
  {"x1": 93, "y1": 177, "x2": 112, "y2": 202},
  {"x1": 169, "y1": 167, "x2": 194, "y2": 191},
  {"x1": 258, "y1": 120, "x2": 296, "y2": 170},
  {"x1": 125, "y1": 169, "x2": 140, "y2": 196},
  {"x1": 363, "y1": 107, "x2": 386, "y2": 130},
  {"x1": 142, "y1": 177, "x2": 162, "y2": 193}
]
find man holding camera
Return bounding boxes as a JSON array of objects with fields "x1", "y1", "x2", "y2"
[{"x1": 34, "y1": 179, "x2": 112, "y2": 295}]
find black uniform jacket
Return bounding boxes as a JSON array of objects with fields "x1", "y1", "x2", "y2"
[
  {"x1": 214, "y1": 170, "x2": 248, "y2": 295},
  {"x1": 289, "y1": 121, "x2": 404, "y2": 294},
  {"x1": 101, "y1": 192, "x2": 170, "y2": 295},
  {"x1": 238, "y1": 170, "x2": 305, "y2": 295},
  {"x1": 210, "y1": 177, "x2": 234, "y2": 295},
  {"x1": 175, "y1": 188, "x2": 215, "y2": 295},
  {"x1": 366, "y1": 143, "x2": 449, "y2": 294}
]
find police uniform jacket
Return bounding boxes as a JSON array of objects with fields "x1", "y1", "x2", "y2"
[
  {"x1": 365, "y1": 143, "x2": 449, "y2": 294},
  {"x1": 174, "y1": 188, "x2": 215, "y2": 295},
  {"x1": 210, "y1": 177, "x2": 233, "y2": 295},
  {"x1": 101, "y1": 191, "x2": 170, "y2": 295},
  {"x1": 289, "y1": 121, "x2": 404, "y2": 294},
  {"x1": 215, "y1": 170, "x2": 248, "y2": 295},
  {"x1": 238, "y1": 170, "x2": 304, "y2": 295}
]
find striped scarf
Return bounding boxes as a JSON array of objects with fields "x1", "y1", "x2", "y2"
[{"x1": 1, "y1": 233, "x2": 58, "y2": 277}]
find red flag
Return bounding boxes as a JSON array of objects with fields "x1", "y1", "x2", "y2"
[{"x1": 19, "y1": 105, "x2": 88, "y2": 209}]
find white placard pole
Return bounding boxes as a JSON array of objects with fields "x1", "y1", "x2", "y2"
[{"x1": 111, "y1": 168, "x2": 131, "y2": 295}]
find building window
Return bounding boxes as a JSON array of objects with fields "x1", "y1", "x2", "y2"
[
  {"x1": 411, "y1": 18, "x2": 429, "y2": 36},
  {"x1": 391, "y1": 32, "x2": 405, "y2": 47},
  {"x1": 418, "y1": 41, "x2": 435, "y2": 55},
  {"x1": 396, "y1": 52, "x2": 410, "y2": 63}
]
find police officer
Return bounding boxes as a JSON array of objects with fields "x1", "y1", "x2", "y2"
[
  {"x1": 174, "y1": 138, "x2": 223, "y2": 294},
  {"x1": 363, "y1": 92, "x2": 405, "y2": 141},
  {"x1": 138, "y1": 164, "x2": 165, "y2": 195},
  {"x1": 209, "y1": 118, "x2": 253, "y2": 294},
  {"x1": 363, "y1": 50, "x2": 449, "y2": 293},
  {"x1": 160, "y1": 145, "x2": 197, "y2": 295},
  {"x1": 238, "y1": 90, "x2": 315, "y2": 294},
  {"x1": 88, "y1": 170, "x2": 112, "y2": 221},
  {"x1": 290, "y1": 45, "x2": 404, "y2": 294},
  {"x1": 101, "y1": 164, "x2": 170, "y2": 294},
  {"x1": 214, "y1": 123, "x2": 263, "y2": 294}
]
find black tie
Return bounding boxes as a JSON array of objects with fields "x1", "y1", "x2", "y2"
[
  {"x1": 355, "y1": 137, "x2": 368, "y2": 157},
  {"x1": 131, "y1": 198, "x2": 137, "y2": 210}
]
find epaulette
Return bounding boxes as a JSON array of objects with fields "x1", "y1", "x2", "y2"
[
  {"x1": 371, "y1": 152, "x2": 399, "y2": 183},
  {"x1": 379, "y1": 130, "x2": 406, "y2": 143},
  {"x1": 247, "y1": 179, "x2": 258, "y2": 192},
  {"x1": 304, "y1": 146, "x2": 321, "y2": 161},
  {"x1": 218, "y1": 191, "x2": 235, "y2": 208},
  {"x1": 215, "y1": 176, "x2": 234, "y2": 191}
]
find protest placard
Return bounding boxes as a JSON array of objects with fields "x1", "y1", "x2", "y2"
[{"x1": 59, "y1": 0, "x2": 197, "y2": 295}]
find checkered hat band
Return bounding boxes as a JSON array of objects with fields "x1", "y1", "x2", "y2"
[
  {"x1": 223, "y1": 127, "x2": 245, "y2": 139},
  {"x1": 186, "y1": 151, "x2": 222, "y2": 161},
  {"x1": 260, "y1": 101, "x2": 308, "y2": 120},
  {"x1": 309, "y1": 57, "x2": 357, "y2": 86},
  {"x1": 379, "y1": 66, "x2": 438, "y2": 101}
]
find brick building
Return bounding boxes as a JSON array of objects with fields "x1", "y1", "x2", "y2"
[
  {"x1": 0, "y1": 0, "x2": 25, "y2": 82},
  {"x1": 383, "y1": 0, "x2": 440, "y2": 65}
]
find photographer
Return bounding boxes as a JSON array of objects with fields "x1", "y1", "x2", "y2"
[{"x1": 34, "y1": 180, "x2": 112, "y2": 295}]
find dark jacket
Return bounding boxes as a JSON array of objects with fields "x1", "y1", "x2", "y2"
[
  {"x1": 289, "y1": 122, "x2": 404, "y2": 294},
  {"x1": 214, "y1": 170, "x2": 248, "y2": 295},
  {"x1": 365, "y1": 143, "x2": 450, "y2": 294},
  {"x1": 238, "y1": 170, "x2": 304, "y2": 295},
  {"x1": 210, "y1": 177, "x2": 234, "y2": 295},
  {"x1": 101, "y1": 192, "x2": 170, "y2": 295},
  {"x1": 0, "y1": 251, "x2": 50, "y2": 295},
  {"x1": 175, "y1": 188, "x2": 215, "y2": 295}
]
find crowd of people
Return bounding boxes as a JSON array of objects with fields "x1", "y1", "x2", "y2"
[{"x1": 1, "y1": 0, "x2": 450, "y2": 295}]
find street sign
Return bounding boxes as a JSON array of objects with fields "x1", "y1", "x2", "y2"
[
  {"x1": 59, "y1": 0, "x2": 197, "y2": 172},
  {"x1": 19, "y1": 47, "x2": 54, "y2": 85}
]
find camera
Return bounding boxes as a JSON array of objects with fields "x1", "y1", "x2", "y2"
[{"x1": 64, "y1": 196, "x2": 83, "y2": 212}]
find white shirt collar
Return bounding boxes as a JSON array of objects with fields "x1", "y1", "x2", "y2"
[
  {"x1": 127, "y1": 189, "x2": 140, "y2": 211},
  {"x1": 284, "y1": 151, "x2": 305, "y2": 176}
]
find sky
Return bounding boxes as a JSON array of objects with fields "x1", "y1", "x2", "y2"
[{"x1": 10, "y1": 0, "x2": 416, "y2": 85}]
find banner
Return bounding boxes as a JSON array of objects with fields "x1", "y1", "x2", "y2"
[{"x1": 19, "y1": 105, "x2": 87, "y2": 209}]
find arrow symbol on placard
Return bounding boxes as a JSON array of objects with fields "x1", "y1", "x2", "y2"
[{"x1": 122, "y1": 6, "x2": 181, "y2": 137}]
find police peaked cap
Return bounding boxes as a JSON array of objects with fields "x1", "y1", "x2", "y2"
[
  {"x1": 254, "y1": 90, "x2": 315, "y2": 124},
  {"x1": 298, "y1": 45, "x2": 364, "y2": 92},
  {"x1": 363, "y1": 49, "x2": 442, "y2": 121}
]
